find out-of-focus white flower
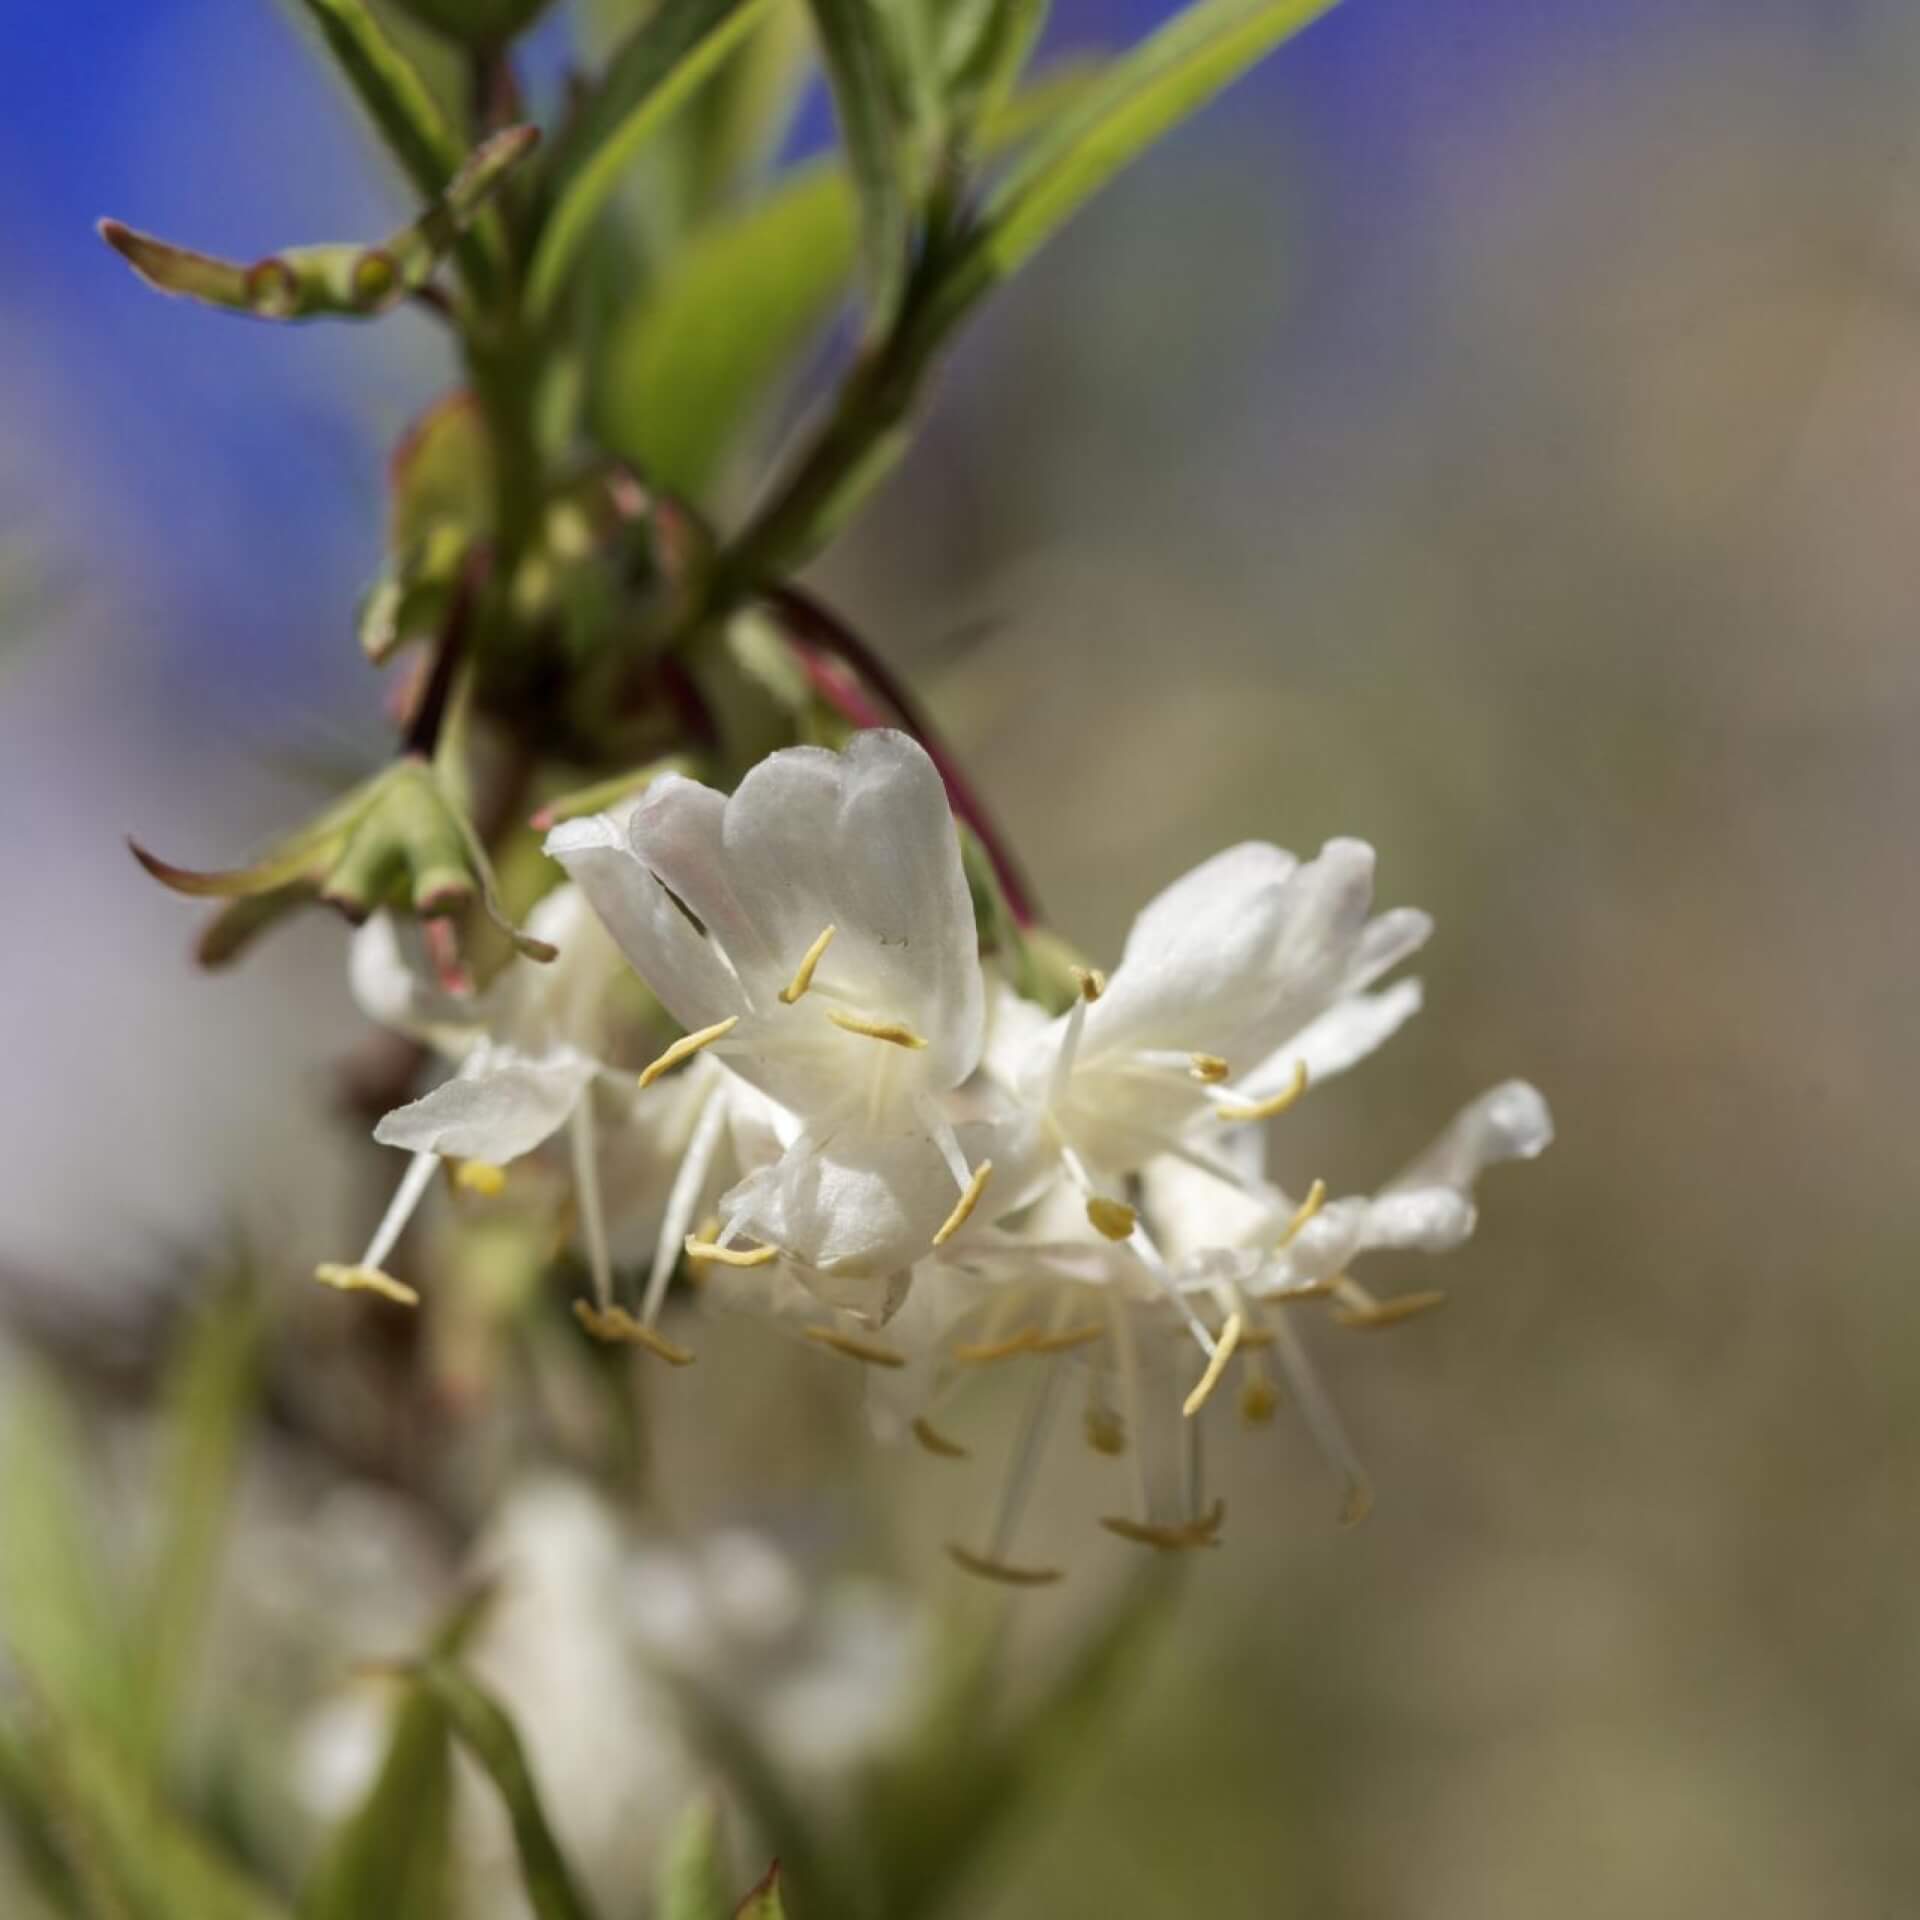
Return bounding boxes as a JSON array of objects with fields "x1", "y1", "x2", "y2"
[
  {"x1": 548, "y1": 731, "x2": 1006, "y2": 1309},
  {"x1": 453, "y1": 1479, "x2": 927, "y2": 1920}
]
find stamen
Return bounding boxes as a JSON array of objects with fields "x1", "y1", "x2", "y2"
[
  {"x1": 954, "y1": 1326, "x2": 1045, "y2": 1366},
  {"x1": 1332, "y1": 1283, "x2": 1449, "y2": 1331},
  {"x1": 1085, "y1": 1196, "x2": 1137, "y2": 1242},
  {"x1": 1240, "y1": 1376, "x2": 1279, "y2": 1425},
  {"x1": 803, "y1": 1325, "x2": 907, "y2": 1367},
  {"x1": 638, "y1": 1015, "x2": 739, "y2": 1089},
  {"x1": 945, "y1": 1544, "x2": 1063, "y2": 1587},
  {"x1": 1085, "y1": 1407, "x2": 1128, "y2": 1455},
  {"x1": 1276, "y1": 1178, "x2": 1327, "y2": 1250},
  {"x1": 911, "y1": 1417, "x2": 971, "y2": 1459},
  {"x1": 682, "y1": 1213, "x2": 724, "y2": 1282},
  {"x1": 1099, "y1": 1499, "x2": 1227, "y2": 1552},
  {"x1": 569, "y1": 1096, "x2": 611, "y2": 1313},
  {"x1": 314, "y1": 1263, "x2": 419, "y2": 1307},
  {"x1": 1071, "y1": 965, "x2": 1107, "y2": 1002},
  {"x1": 1182, "y1": 1311, "x2": 1245, "y2": 1418},
  {"x1": 1027, "y1": 1324, "x2": 1106, "y2": 1356},
  {"x1": 1189, "y1": 1052, "x2": 1230, "y2": 1083},
  {"x1": 453, "y1": 1160, "x2": 506, "y2": 1196},
  {"x1": 826, "y1": 1009, "x2": 927, "y2": 1049},
  {"x1": 1269, "y1": 1310, "x2": 1373, "y2": 1527},
  {"x1": 932, "y1": 1160, "x2": 994, "y2": 1247},
  {"x1": 641, "y1": 1084, "x2": 727, "y2": 1324},
  {"x1": 684, "y1": 1235, "x2": 778, "y2": 1268},
  {"x1": 571, "y1": 1300, "x2": 696, "y2": 1365},
  {"x1": 778, "y1": 923, "x2": 837, "y2": 1004},
  {"x1": 1216, "y1": 1060, "x2": 1310, "y2": 1124}
]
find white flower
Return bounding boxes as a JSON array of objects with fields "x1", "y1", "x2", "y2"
[
  {"x1": 317, "y1": 886, "x2": 636, "y2": 1308},
  {"x1": 547, "y1": 731, "x2": 1004, "y2": 1300},
  {"x1": 993, "y1": 840, "x2": 1430, "y2": 1199}
]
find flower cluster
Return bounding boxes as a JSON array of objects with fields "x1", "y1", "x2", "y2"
[{"x1": 325, "y1": 729, "x2": 1550, "y2": 1577}]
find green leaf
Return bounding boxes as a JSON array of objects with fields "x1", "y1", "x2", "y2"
[
  {"x1": 21, "y1": 1701, "x2": 295, "y2": 1920},
  {"x1": 287, "y1": 0, "x2": 467, "y2": 203},
  {"x1": 417, "y1": 1663, "x2": 598, "y2": 1920},
  {"x1": 595, "y1": 65, "x2": 1090, "y2": 501},
  {"x1": 132, "y1": 1275, "x2": 264, "y2": 1776},
  {"x1": 932, "y1": 0, "x2": 1338, "y2": 328},
  {"x1": 733, "y1": 1862, "x2": 787, "y2": 1920},
  {"x1": 596, "y1": 158, "x2": 855, "y2": 495},
  {"x1": 939, "y1": 0, "x2": 1048, "y2": 128},
  {"x1": 0, "y1": 1370, "x2": 135, "y2": 1751},
  {"x1": 298, "y1": 1594, "x2": 492, "y2": 1920},
  {"x1": 803, "y1": 0, "x2": 913, "y2": 330},
  {"x1": 656, "y1": 1798, "x2": 731, "y2": 1920},
  {"x1": 529, "y1": 0, "x2": 780, "y2": 326}
]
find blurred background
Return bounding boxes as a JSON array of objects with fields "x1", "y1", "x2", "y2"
[{"x1": 4, "y1": 1, "x2": 1919, "y2": 1915}]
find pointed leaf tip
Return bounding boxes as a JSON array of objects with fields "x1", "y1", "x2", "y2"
[{"x1": 734, "y1": 1861, "x2": 786, "y2": 1919}]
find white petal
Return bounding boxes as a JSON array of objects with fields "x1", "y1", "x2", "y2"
[
  {"x1": 1241, "y1": 977, "x2": 1425, "y2": 1098},
  {"x1": 1358, "y1": 1188, "x2": 1478, "y2": 1252},
  {"x1": 544, "y1": 812, "x2": 738, "y2": 1030},
  {"x1": 719, "y1": 1117, "x2": 1000, "y2": 1283},
  {"x1": 625, "y1": 774, "x2": 781, "y2": 987},
  {"x1": 1087, "y1": 838, "x2": 1377, "y2": 1063},
  {"x1": 372, "y1": 1055, "x2": 595, "y2": 1163},
  {"x1": 721, "y1": 731, "x2": 984, "y2": 1088},
  {"x1": 1387, "y1": 1079, "x2": 1554, "y2": 1194}
]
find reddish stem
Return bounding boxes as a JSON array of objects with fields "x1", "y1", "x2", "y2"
[{"x1": 766, "y1": 584, "x2": 1039, "y2": 928}]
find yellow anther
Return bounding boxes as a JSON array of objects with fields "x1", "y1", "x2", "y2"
[
  {"x1": 953, "y1": 1326, "x2": 1044, "y2": 1366},
  {"x1": 1026, "y1": 1323, "x2": 1106, "y2": 1356},
  {"x1": 1182, "y1": 1311, "x2": 1245, "y2": 1418},
  {"x1": 932, "y1": 1160, "x2": 994, "y2": 1248},
  {"x1": 1189, "y1": 1052, "x2": 1230, "y2": 1083},
  {"x1": 1085, "y1": 1407, "x2": 1128, "y2": 1455},
  {"x1": 1276, "y1": 1178, "x2": 1328, "y2": 1250},
  {"x1": 1099, "y1": 1499, "x2": 1227, "y2": 1552},
  {"x1": 683, "y1": 1235, "x2": 778, "y2": 1268},
  {"x1": 453, "y1": 1159, "x2": 507, "y2": 1197},
  {"x1": 778, "y1": 923, "x2": 837, "y2": 1004},
  {"x1": 826, "y1": 1009, "x2": 928, "y2": 1049},
  {"x1": 803, "y1": 1325, "x2": 907, "y2": 1368},
  {"x1": 945, "y1": 1543, "x2": 1064, "y2": 1587},
  {"x1": 639, "y1": 1015, "x2": 739, "y2": 1090},
  {"x1": 1339, "y1": 1478, "x2": 1376, "y2": 1528},
  {"x1": 1240, "y1": 1376, "x2": 1279, "y2": 1425},
  {"x1": 1071, "y1": 965, "x2": 1107, "y2": 1002},
  {"x1": 314, "y1": 1263, "x2": 419, "y2": 1308},
  {"x1": 1332, "y1": 1287, "x2": 1449, "y2": 1331},
  {"x1": 911, "y1": 1417, "x2": 971, "y2": 1459},
  {"x1": 1085, "y1": 1196, "x2": 1137, "y2": 1241},
  {"x1": 1216, "y1": 1059, "x2": 1309, "y2": 1124},
  {"x1": 571, "y1": 1300, "x2": 696, "y2": 1365}
]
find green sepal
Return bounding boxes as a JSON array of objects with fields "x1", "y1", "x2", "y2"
[
  {"x1": 132, "y1": 759, "x2": 553, "y2": 966},
  {"x1": 98, "y1": 125, "x2": 537, "y2": 323},
  {"x1": 733, "y1": 1862, "x2": 788, "y2": 1920}
]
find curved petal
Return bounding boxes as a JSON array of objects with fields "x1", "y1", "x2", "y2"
[
  {"x1": 544, "y1": 812, "x2": 738, "y2": 1030},
  {"x1": 1241, "y1": 977, "x2": 1425, "y2": 1099},
  {"x1": 373, "y1": 1055, "x2": 595, "y2": 1163},
  {"x1": 722, "y1": 731, "x2": 984, "y2": 1088},
  {"x1": 1387, "y1": 1080, "x2": 1554, "y2": 1195},
  {"x1": 1087, "y1": 838, "x2": 1377, "y2": 1063}
]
